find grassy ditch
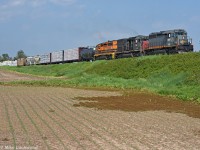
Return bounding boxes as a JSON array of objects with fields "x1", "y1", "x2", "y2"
[{"x1": 1, "y1": 52, "x2": 200, "y2": 102}]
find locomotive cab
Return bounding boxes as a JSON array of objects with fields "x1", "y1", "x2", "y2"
[
  {"x1": 167, "y1": 30, "x2": 192, "y2": 46},
  {"x1": 165, "y1": 29, "x2": 193, "y2": 52}
]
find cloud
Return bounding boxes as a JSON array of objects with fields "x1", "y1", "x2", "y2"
[
  {"x1": 0, "y1": 1, "x2": 25, "y2": 13},
  {"x1": 30, "y1": 0, "x2": 47, "y2": 7},
  {"x1": 29, "y1": 0, "x2": 77, "y2": 6},
  {"x1": 10, "y1": 0, "x2": 25, "y2": 6},
  {"x1": 0, "y1": 0, "x2": 25, "y2": 9},
  {"x1": 0, "y1": 0, "x2": 26, "y2": 22},
  {"x1": 50, "y1": 0, "x2": 76, "y2": 5},
  {"x1": 0, "y1": 0, "x2": 78, "y2": 22}
]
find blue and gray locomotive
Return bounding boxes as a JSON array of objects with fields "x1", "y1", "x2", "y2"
[{"x1": 145, "y1": 29, "x2": 193, "y2": 54}]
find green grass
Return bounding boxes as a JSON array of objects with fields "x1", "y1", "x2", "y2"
[{"x1": 1, "y1": 52, "x2": 200, "y2": 102}]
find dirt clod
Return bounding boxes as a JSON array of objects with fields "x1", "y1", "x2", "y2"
[
  {"x1": 2, "y1": 138, "x2": 9, "y2": 141},
  {"x1": 49, "y1": 109, "x2": 55, "y2": 112}
]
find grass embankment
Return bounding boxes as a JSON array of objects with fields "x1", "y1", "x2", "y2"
[{"x1": 1, "y1": 52, "x2": 200, "y2": 102}]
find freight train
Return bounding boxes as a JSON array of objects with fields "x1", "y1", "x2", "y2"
[{"x1": 18, "y1": 29, "x2": 193, "y2": 66}]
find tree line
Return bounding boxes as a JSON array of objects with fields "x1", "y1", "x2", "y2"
[{"x1": 0, "y1": 50, "x2": 26, "y2": 62}]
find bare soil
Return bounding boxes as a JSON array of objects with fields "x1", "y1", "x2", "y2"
[
  {"x1": 0, "y1": 68, "x2": 43, "y2": 82},
  {"x1": 0, "y1": 69, "x2": 200, "y2": 150},
  {"x1": 74, "y1": 92, "x2": 200, "y2": 119}
]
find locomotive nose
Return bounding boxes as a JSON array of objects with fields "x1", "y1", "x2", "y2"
[{"x1": 180, "y1": 39, "x2": 187, "y2": 45}]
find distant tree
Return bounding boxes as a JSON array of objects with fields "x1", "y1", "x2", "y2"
[
  {"x1": 0, "y1": 56, "x2": 2, "y2": 62},
  {"x1": 16, "y1": 50, "x2": 27, "y2": 59},
  {"x1": 2, "y1": 53, "x2": 10, "y2": 61}
]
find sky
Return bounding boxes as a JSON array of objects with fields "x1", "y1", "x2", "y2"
[{"x1": 0, "y1": 0, "x2": 200, "y2": 57}]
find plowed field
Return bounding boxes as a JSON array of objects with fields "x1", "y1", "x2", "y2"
[{"x1": 0, "y1": 69, "x2": 200, "y2": 150}]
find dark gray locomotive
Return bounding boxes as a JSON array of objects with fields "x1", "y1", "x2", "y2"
[{"x1": 144, "y1": 29, "x2": 193, "y2": 54}]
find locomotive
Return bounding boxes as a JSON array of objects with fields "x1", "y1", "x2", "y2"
[{"x1": 94, "y1": 29, "x2": 193, "y2": 60}]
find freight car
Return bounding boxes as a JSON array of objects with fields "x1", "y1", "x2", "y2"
[
  {"x1": 17, "y1": 58, "x2": 26, "y2": 66},
  {"x1": 39, "y1": 47, "x2": 94, "y2": 65},
  {"x1": 94, "y1": 29, "x2": 193, "y2": 60}
]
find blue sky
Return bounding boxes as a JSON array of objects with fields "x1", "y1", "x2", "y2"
[{"x1": 0, "y1": 0, "x2": 200, "y2": 57}]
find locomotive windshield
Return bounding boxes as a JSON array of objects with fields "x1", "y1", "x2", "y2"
[{"x1": 174, "y1": 31, "x2": 187, "y2": 36}]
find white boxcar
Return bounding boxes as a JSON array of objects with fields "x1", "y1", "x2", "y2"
[
  {"x1": 51, "y1": 50, "x2": 63, "y2": 63},
  {"x1": 64, "y1": 48, "x2": 80, "y2": 62},
  {"x1": 40, "y1": 53, "x2": 51, "y2": 64},
  {"x1": 11, "y1": 60, "x2": 17, "y2": 66}
]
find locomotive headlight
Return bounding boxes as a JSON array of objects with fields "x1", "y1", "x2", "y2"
[{"x1": 180, "y1": 40, "x2": 187, "y2": 45}]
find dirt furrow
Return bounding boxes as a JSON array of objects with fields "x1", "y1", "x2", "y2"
[
  {"x1": 0, "y1": 85, "x2": 200, "y2": 150},
  {"x1": 39, "y1": 94, "x2": 123, "y2": 149},
  {"x1": 11, "y1": 92, "x2": 51, "y2": 150},
  {"x1": 47, "y1": 94, "x2": 142, "y2": 149},
  {"x1": 0, "y1": 95, "x2": 16, "y2": 148}
]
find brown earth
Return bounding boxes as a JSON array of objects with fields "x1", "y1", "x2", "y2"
[
  {"x1": 74, "y1": 92, "x2": 200, "y2": 119},
  {"x1": 0, "y1": 69, "x2": 200, "y2": 149},
  {"x1": 0, "y1": 68, "x2": 43, "y2": 82}
]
